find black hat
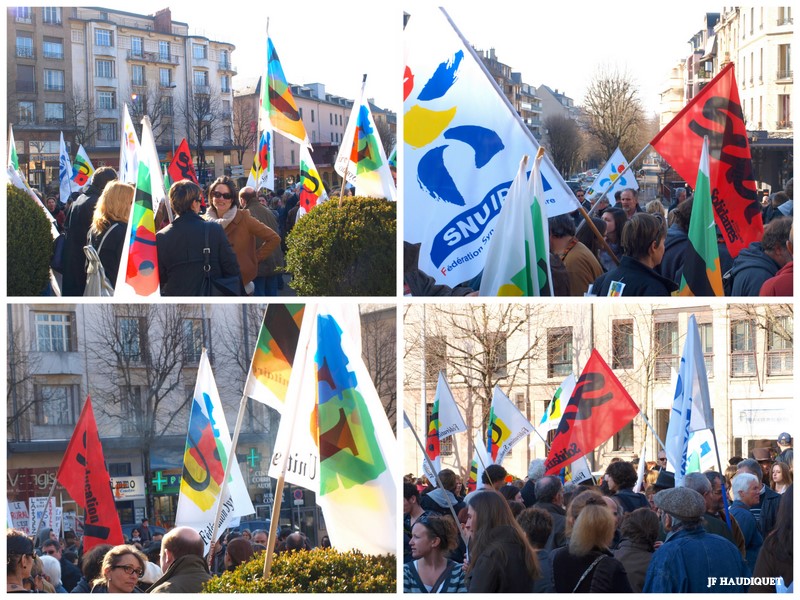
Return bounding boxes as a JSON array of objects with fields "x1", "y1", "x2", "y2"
[{"x1": 652, "y1": 470, "x2": 675, "y2": 491}]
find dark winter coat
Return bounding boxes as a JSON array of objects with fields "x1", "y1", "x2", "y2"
[
  {"x1": 146, "y1": 554, "x2": 211, "y2": 594},
  {"x1": 552, "y1": 546, "x2": 632, "y2": 593},
  {"x1": 727, "y1": 242, "x2": 780, "y2": 296},
  {"x1": 659, "y1": 224, "x2": 689, "y2": 284},
  {"x1": 592, "y1": 256, "x2": 679, "y2": 296},
  {"x1": 467, "y1": 525, "x2": 536, "y2": 593}
]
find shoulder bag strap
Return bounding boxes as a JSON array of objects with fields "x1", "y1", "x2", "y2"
[
  {"x1": 572, "y1": 554, "x2": 605, "y2": 593},
  {"x1": 203, "y1": 223, "x2": 211, "y2": 274},
  {"x1": 431, "y1": 560, "x2": 456, "y2": 593}
]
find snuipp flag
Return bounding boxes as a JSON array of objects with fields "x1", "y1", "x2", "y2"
[
  {"x1": 176, "y1": 350, "x2": 255, "y2": 555},
  {"x1": 545, "y1": 350, "x2": 640, "y2": 475},
  {"x1": 296, "y1": 144, "x2": 329, "y2": 218},
  {"x1": 263, "y1": 37, "x2": 308, "y2": 146},
  {"x1": 651, "y1": 63, "x2": 761, "y2": 258},
  {"x1": 585, "y1": 147, "x2": 638, "y2": 202},
  {"x1": 487, "y1": 386, "x2": 535, "y2": 465},
  {"x1": 243, "y1": 304, "x2": 305, "y2": 412},
  {"x1": 168, "y1": 138, "x2": 199, "y2": 186},
  {"x1": 404, "y1": 7, "x2": 578, "y2": 286},
  {"x1": 55, "y1": 397, "x2": 124, "y2": 551},
  {"x1": 422, "y1": 371, "x2": 467, "y2": 484},
  {"x1": 59, "y1": 132, "x2": 73, "y2": 205}
]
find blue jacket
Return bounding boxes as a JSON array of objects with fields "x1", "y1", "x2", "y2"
[
  {"x1": 728, "y1": 242, "x2": 779, "y2": 296},
  {"x1": 642, "y1": 525, "x2": 749, "y2": 593},
  {"x1": 730, "y1": 500, "x2": 764, "y2": 569}
]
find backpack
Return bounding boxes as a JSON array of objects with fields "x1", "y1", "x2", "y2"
[{"x1": 83, "y1": 223, "x2": 119, "y2": 297}]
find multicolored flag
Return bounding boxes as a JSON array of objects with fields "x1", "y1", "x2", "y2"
[
  {"x1": 243, "y1": 304, "x2": 305, "y2": 412},
  {"x1": 268, "y1": 305, "x2": 396, "y2": 555},
  {"x1": 175, "y1": 350, "x2": 255, "y2": 555},
  {"x1": 664, "y1": 315, "x2": 714, "y2": 486},
  {"x1": 114, "y1": 116, "x2": 161, "y2": 297},
  {"x1": 545, "y1": 350, "x2": 640, "y2": 475},
  {"x1": 679, "y1": 137, "x2": 724, "y2": 296},
  {"x1": 71, "y1": 145, "x2": 94, "y2": 188},
  {"x1": 296, "y1": 144, "x2": 329, "y2": 218},
  {"x1": 421, "y1": 371, "x2": 467, "y2": 484},
  {"x1": 262, "y1": 37, "x2": 308, "y2": 146},
  {"x1": 8, "y1": 124, "x2": 20, "y2": 172},
  {"x1": 585, "y1": 147, "x2": 638, "y2": 202},
  {"x1": 540, "y1": 373, "x2": 576, "y2": 434},
  {"x1": 246, "y1": 127, "x2": 275, "y2": 192},
  {"x1": 650, "y1": 63, "x2": 761, "y2": 258},
  {"x1": 486, "y1": 385, "x2": 535, "y2": 465},
  {"x1": 118, "y1": 104, "x2": 140, "y2": 184},
  {"x1": 404, "y1": 7, "x2": 579, "y2": 286},
  {"x1": 527, "y1": 148, "x2": 553, "y2": 295},
  {"x1": 335, "y1": 77, "x2": 396, "y2": 201},
  {"x1": 55, "y1": 397, "x2": 124, "y2": 551},
  {"x1": 59, "y1": 132, "x2": 73, "y2": 205},
  {"x1": 466, "y1": 431, "x2": 489, "y2": 492}
]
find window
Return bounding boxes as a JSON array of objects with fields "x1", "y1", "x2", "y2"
[
  {"x1": 43, "y1": 7, "x2": 62, "y2": 24},
  {"x1": 131, "y1": 64, "x2": 145, "y2": 86},
  {"x1": 108, "y1": 463, "x2": 132, "y2": 477},
  {"x1": 329, "y1": 113, "x2": 333, "y2": 125},
  {"x1": 42, "y1": 38, "x2": 64, "y2": 59},
  {"x1": 654, "y1": 321, "x2": 679, "y2": 379},
  {"x1": 35, "y1": 385, "x2": 77, "y2": 426},
  {"x1": 17, "y1": 64, "x2": 36, "y2": 92},
  {"x1": 767, "y1": 315, "x2": 793, "y2": 376},
  {"x1": 612, "y1": 320, "x2": 634, "y2": 369},
  {"x1": 182, "y1": 319, "x2": 206, "y2": 363},
  {"x1": 44, "y1": 102, "x2": 65, "y2": 122},
  {"x1": 613, "y1": 422, "x2": 634, "y2": 451},
  {"x1": 730, "y1": 319, "x2": 756, "y2": 376},
  {"x1": 311, "y1": 109, "x2": 315, "y2": 123},
  {"x1": 15, "y1": 7, "x2": 32, "y2": 23},
  {"x1": 159, "y1": 68, "x2": 171, "y2": 87},
  {"x1": 221, "y1": 75, "x2": 230, "y2": 92},
  {"x1": 547, "y1": 327, "x2": 572, "y2": 378},
  {"x1": 193, "y1": 43, "x2": 207, "y2": 59},
  {"x1": 193, "y1": 70, "x2": 209, "y2": 87},
  {"x1": 131, "y1": 36, "x2": 143, "y2": 57},
  {"x1": 291, "y1": 149, "x2": 295, "y2": 164},
  {"x1": 120, "y1": 387, "x2": 143, "y2": 434},
  {"x1": 98, "y1": 121, "x2": 118, "y2": 141},
  {"x1": 159, "y1": 41, "x2": 170, "y2": 61},
  {"x1": 44, "y1": 69, "x2": 65, "y2": 91},
  {"x1": 698, "y1": 322, "x2": 713, "y2": 373},
  {"x1": 424, "y1": 335, "x2": 447, "y2": 383},
  {"x1": 97, "y1": 90, "x2": 116, "y2": 110},
  {"x1": 161, "y1": 95, "x2": 173, "y2": 116},
  {"x1": 96, "y1": 59, "x2": 114, "y2": 79},
  {"x1": 331, "y1": 132, "x2": 334, "y2": 142},
  {"x1": 427, "y1": 402, "x2": 453, "y2": 456},
  {"x1": 219, "y1": 49, "x2": 230, "y2": 68},
  {"x1": 35, "y1": 313, "x2": 75, "y2": 352},
  {"x1": 778, "y1": 95, "x2": 791, "y2": 127},
  {"x1": 18, "y1": 101, "x2": 35, "y2": 123},
  {"x1": 778, "y1": 45, "x2": 791, "y2": 80},
  {"x1": 95, "y1": 28, "x2": 113, "y2": 47},
  {"x1": 118, "y1": 317, "x2": 144, "y2": 360},
  {"x1": 16, "y1": 34, "x2": 33, "y2": 58}
]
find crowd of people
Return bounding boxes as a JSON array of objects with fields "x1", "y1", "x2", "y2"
[
  {"x1": 6, "y1": 521, "x2": 320, "y2": 593},
  {"x1": 40, "y1": 168, "x2": 311, "y2": 296},
  {"x1": 405, "y1": 181, "x2": 794, "y2": 297},
  {"x1": 403, "y1": 432, "x2": 793, "y2": 593}
]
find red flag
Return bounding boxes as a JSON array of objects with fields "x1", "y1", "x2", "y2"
[
  {"x1": 650, "y1": 63, "x2": 762, "y2": 258},
  {"x1": 545, "y1": 350, "x2": 640, "y2": 475},
  {"x1": 56, "y1": 397, "x2": 124, "y2": 551},
  {"x1": 167, "y1": 138, "x2": 199, "y2": 186}
]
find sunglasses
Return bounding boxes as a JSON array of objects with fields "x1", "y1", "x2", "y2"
[
  {"x1": 113, "y1": 564, "x2": 144, "y2": 578},
  {"x1": 211, "y1": 191, "x2": 233, "y2": 200}
]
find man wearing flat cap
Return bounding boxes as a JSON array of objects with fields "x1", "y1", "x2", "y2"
[{"x1": 642, "y1": 487, "x2": 749, "y2": 593}]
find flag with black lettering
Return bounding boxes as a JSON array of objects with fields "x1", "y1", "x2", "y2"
[
  {"x1": 487, "y1": 386, "x2": 535, "y2": 465},
  {"x1": 55, "y1": 397, "x2": 124, "y2": 551},
  {"x1": 545, "y1": 350, "x2": 640, "y2": 475},
  {"x1": 650, "y1": 63, "x2": 762, "y2": 258}
]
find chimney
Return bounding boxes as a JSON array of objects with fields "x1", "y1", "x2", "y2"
[{"x1": 153, "y1": 8, "x2": 172, "y2": 34}]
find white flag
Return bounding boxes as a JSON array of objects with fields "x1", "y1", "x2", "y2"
[
  {"x1": 540, "y1": 374, "x2": 576, "y2": 434},
  {"x1": 421, "y1": 371, "x2": 467, "y2": 485},
  {"x1": 487, "y1": 386, "x2": 535, "y2": 465},
  {"x1": 175, "y1": 350, "x2": 255, "y2": 555},
  {"x1": 118, "y1": 104, "x2": 140, "y2": 184},
  {"x1": 585, "y1": 147, "x2": 639, "y2": 202},
  {"x1": 58, "y1": 132, "x2": 73, "y2": 205}
]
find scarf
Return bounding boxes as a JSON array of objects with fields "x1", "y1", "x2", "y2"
[{"x1": 205, "y1": 205, "x2": 238, "y2": 230}]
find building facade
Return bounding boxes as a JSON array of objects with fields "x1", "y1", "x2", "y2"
[{"x1": 403, "y1": 303, "x2": 793, "y2": 481}]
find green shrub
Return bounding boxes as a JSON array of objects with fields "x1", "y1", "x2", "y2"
[
  {"x1": 7, "y1": 184, "x2": 54, "y2": 296},
  {"x1": 202, "y1": 548, "x2": 396, "y2": 593},
  {"x1": 285, "y1": 197, "x2": 396, "y2": 296}
]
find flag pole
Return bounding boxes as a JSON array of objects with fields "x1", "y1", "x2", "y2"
[
  {"x1": 710, "y1": 427, "x2": 734, "y2": 531},
  {"x1": 638, "y1": 409, "x2": 667, "y2": 453},
  {"x1": 404, "y1": 413, "x2": 469, "y2": 547},
  {"x1": 338, "y1": 74, "x2": 367, "y2": 204},
  {"x1": 262, "y1": 306, "x2": 316, "y2": 579},
  {"x1": 585, "y1": 143, "x2": 652, "y2": 219},
  {"x1": 32, "y1": 480, "x2": 59, "y2": 541},
  {"x1": 577, "y1": 206, "x2": 620, "y2": 265}
]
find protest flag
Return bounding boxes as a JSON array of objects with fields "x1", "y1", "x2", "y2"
[
  {"x1": 540, "y1": 373, "x2": 577, "y2": 434},
  {"x1": 167, "y1": 138, "x2": 199, "y2": 187},
  {"x1": 527, "y1": 148, "x2": 554, "y2": 295},
  {"x1": 679, "y1": 137, "x2": 724, "y2": 296},
  {"x1": 422, "y1": 371, "x2": 467, "y2": 484},
  {"x1": 175, "y1": 350, "x2": 255, "y2": 555},
  {"x1": 267, "y1": 305, "x2": 396, "y2": 555},
  {"x1": 55, "y1": 397, "x2": 124, "y2": 551},
  {"x1": 545, "y1": 350, "x2": 640, "y2": 475},
  {"x1": 664, "y1": 315, "x2": 714, "y2": 486},
  {"x1": 59, "y1": 132, "x2": 73, "y2": 205},
  {"x1": 466, "y1": 431, "x2": 490, "y2": 493},
  {"x1": 8, "y1": 123, "x2": 20, "y2": 172},
  {"x1": 487, "y1": 385, "x2": 536, "y2": 465},
  {"x1": 243, "y1": 304, "x2": 305, "y2": 412},
  {"x1": 246, "y1": 127, "x2": 275, "y2": 192},
  {"x1": 71, "y1": 145, "x2": 95, "y2": 188},
  {"x1": 296, "y1": 144, "x2": 329, "y2": 218},
  {"x1": 403, "y1": 7, "x2": 579, "y2": 286},
  {"x1": 262, "y1": 37, "x2": 308, "y2": 146},
  {"x1": 335, "y1": 76, "x2": 396, "y2": 201},
  {"x1": 585, "y1": 147, "x2": 638, "y2": 202},
  {"x1": 114, "y1": 116, "x2": 161, "y2": 297},
  {"x1": 650, "y1": 63, "x2": 761, "y2": 258},
  {"x1": 118, "y1": 104, "x2": 140, "y2": 184}
]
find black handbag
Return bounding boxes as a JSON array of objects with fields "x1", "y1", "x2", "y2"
[{"x1": 200, "y1": 223, "x2": 245, "y2": 296}]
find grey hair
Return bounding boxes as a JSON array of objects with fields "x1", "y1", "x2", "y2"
[
  {"x1": 528, "y1": 458, "x2": 546, "y2": 481},
  {"x1": 683, "y1": 472, "x2": 711, "y2": 495},
  {"x1": 732, "y1": 472, "x2": 759, "y2": 500}
]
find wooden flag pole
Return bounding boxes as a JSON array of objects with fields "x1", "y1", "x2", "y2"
[{"x1": 576, "y1": 206, "x2": 620, "y2": 265}]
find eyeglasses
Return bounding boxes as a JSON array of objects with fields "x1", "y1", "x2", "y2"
[
  {"x1": 658, "y1": 457, "x2": 667, "y2": 463},
  {"x1": 211, "y1": 191, "x2": 233, "y2": 200},
  {"x1": 112, "y1": 565, "x2": 144, "y2": 578}
]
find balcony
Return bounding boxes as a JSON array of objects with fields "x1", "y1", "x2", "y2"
[
  {"x1": 218, "y1": 61, "x2": 237, "y2": 74},
  {"x1": 43, "y1": 83, "x2": 65, "y2": 92},
  {"x1": 131, "y1": 80, "x2": 147, "y2": 90},
  {"x1": 776, "y1": 70, "x2": 793, "y2": 81},
  {"x1": 776, "y1": 120, "x2": 793, "y2": 130},
  {"x1": 42, "y1": 50, "x2": 64, "y2": 60},
  {"x1": 16, "y1": 47, "x2": 35, "y2": 60},
  {"x1": 132, "y1": 51, "x2": 179, "y2": 65},
  {"x1": 767, "y1": 350, "x2": 792, "y2": 376},
  {"x1": 193, "y1": 84, "x2": 211, "y2": 95},
  {"x1": 15, "y1": 14, "x2": 33, "y2": 24},
  {"x1": 777, "y1": 17, "x2": 793, "y2": 26},
  {"x1": 93, "y1": 44, "x2": 117, "y2": 57}
]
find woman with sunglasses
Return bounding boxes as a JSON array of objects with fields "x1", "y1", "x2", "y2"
[
  {"x1": 591, "y1": 212, "x2": 677, "y2": 296},
  {"x1": 206, "y1": 177, "x2": 280, "y2": 295},
  {"x1": 7, "y1": 529, "x2": 36, "y2": 593},
  {"x1": 403, "y1": 513, "x2": 466, "y2": 593},
  {"x1": 91, "y1": 545, "x2": 148, "y2": 593}
]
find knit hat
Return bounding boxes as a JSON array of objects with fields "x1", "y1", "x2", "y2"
[
  {"x1": 7, "y1": 534, "x2": 34, "y2": 556},
  {"x1": 653, "y1": 487, "x2": 705, "y2": 520}
]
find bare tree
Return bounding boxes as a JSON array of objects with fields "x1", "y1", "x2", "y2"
[
  {"x1": 373, "y1": 117, "x2": 396, "y2": 160},
  {"x1": 126, "y1": 82, "x2": 172, "y2": 145},
  {"x1": 582, "y1": 66, "x2": 646, "y2": 159},
  {"x1": 543, "y1": 114, "x2": 582, "y2": 178},
  {"x1": 360, "y1": 306, "x2": 397, "y2": 431},
  {"x1": 6, "y1": 320, "x2": 42, "y2": 436},
  {"x1": 64, "y1": 87, "x2": 98, "y2": 147},
  {"x1": 231, "y1": 100, "x2": 259, "y2": 167},
  {"x1": 177, "y1": 87, "x2": 224, "y2": 184}
]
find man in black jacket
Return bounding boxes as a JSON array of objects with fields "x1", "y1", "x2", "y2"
[{"x1": 41, "y1": 539, "x2": 82, "y2": 592}]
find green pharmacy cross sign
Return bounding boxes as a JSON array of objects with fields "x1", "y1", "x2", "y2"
[
  {"x1": 151, "y1": 471, "x2": 168, "y2": 492},
  {"x1": 247, "y1": 448, "x2": 261, "y2": 468}
]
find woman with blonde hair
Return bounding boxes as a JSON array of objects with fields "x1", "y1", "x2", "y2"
[
  {"x1": 464, "y1": 490, "x2": 540, "y2": 592},
  {"x1": 90, "y1": 545, "x2": 147, "y2": 593},
  {"x1": 553, "y1": 490, "x2": 632, "y2": 592},
  {"x1": 88, "y1": 181, "x2": 135, "y2": 288}
]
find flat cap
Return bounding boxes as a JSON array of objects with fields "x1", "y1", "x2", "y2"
[{"x1": 653, "y1": 486, "x2": 705, "y2": 520}]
